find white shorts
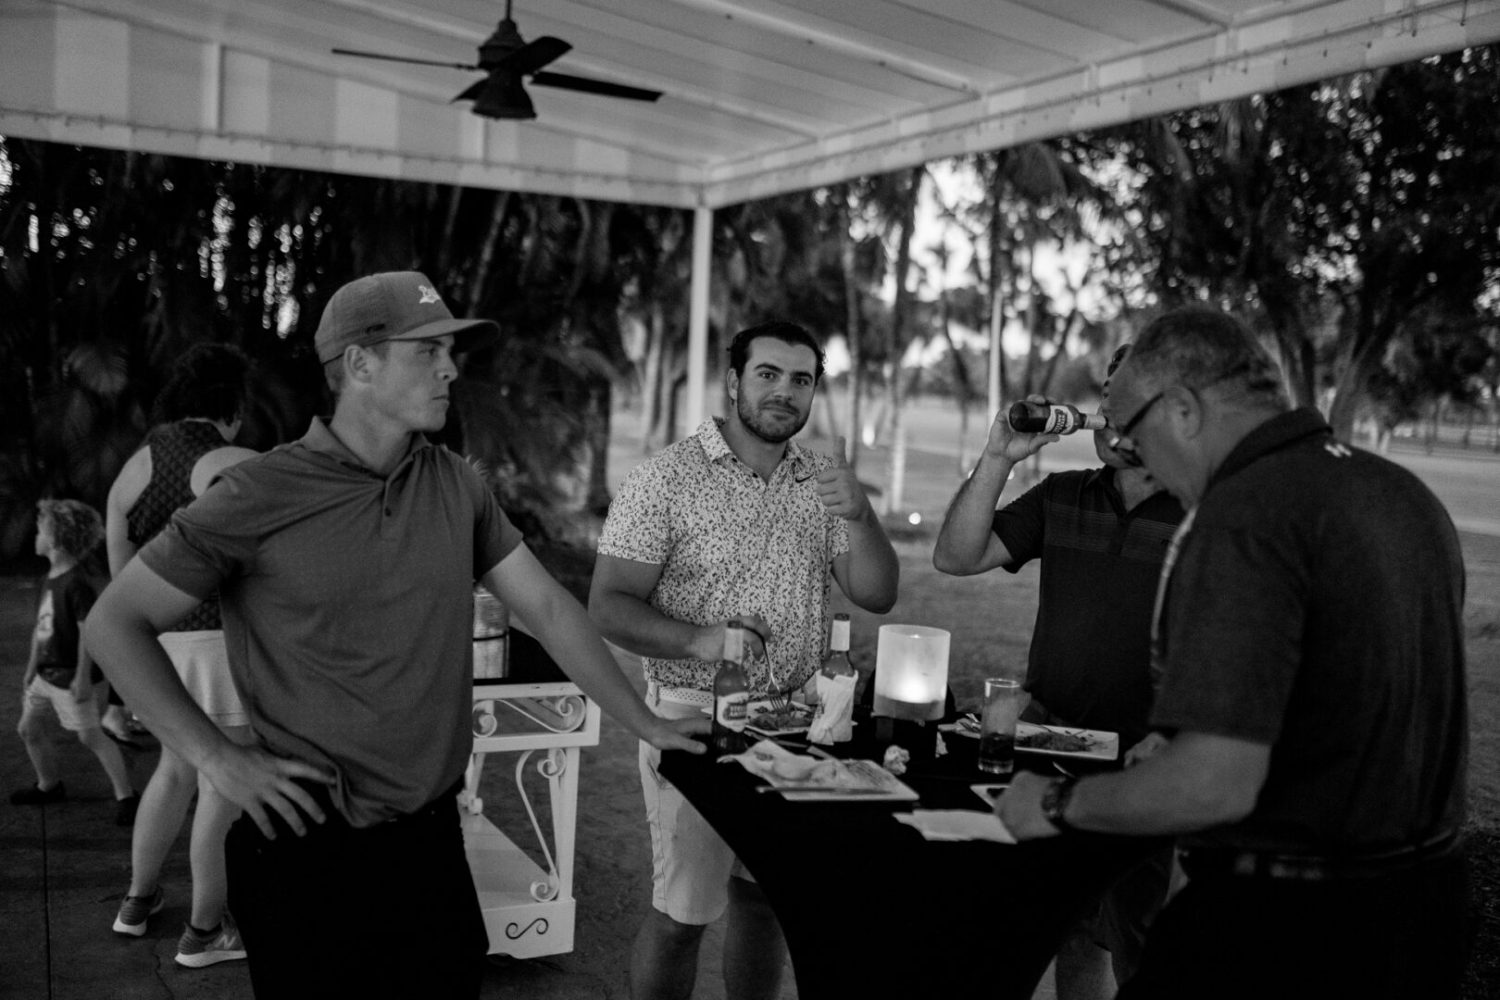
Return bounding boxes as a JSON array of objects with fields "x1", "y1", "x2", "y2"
[
  {"x1": 158, "y1": 630, "x2": 248, "y2": 727},
  {"x1": 25, "y1": 677, "x2": 105, "y2": 732},
  {"x1": 638, "y1": 689, "x2": 753, "y2": 926}
]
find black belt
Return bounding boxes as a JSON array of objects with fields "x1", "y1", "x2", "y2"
[
  {"x1": 382, "y1": 778, "x2": 465, "y2": 825},
  {"x1": 291, "y1": 777, "x2": 464, "y2": 829},
  {"x1": 1180, "y1": 829, "x2": 1461, "y2": 882}
]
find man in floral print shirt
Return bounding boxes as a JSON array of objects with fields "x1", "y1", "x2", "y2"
[{"x1": 591, "y1": 320, "x2": 899, "y2": 1000}]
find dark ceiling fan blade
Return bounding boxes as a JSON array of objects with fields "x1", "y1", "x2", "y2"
[
  {"x1": 489, "y1": 35, "x2": 571, "y2": 75},
  {"x1": 332, "y1": 47, "x2": 477, "y2": 71},
  {"x1": 453, "y1": 77, "x2": 488, "y2": 103},
  {"x1": 530, "y1": 71, "x2": 662, "y2": 102}
]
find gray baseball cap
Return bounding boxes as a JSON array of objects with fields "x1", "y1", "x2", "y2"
[{"x1": 314, "y1": 271, "x2": 499, "y2": 364}]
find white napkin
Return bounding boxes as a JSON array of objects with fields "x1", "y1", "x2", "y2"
[
  {"x1": 807, "y1": 673, "x2": 856, "y2": 744},
  {"x1": 894, "y1": 810, "x2": 1016, "y2": 844},
  {"x1": 720, "y1": 739, "x2": 837, "y2": 783}
]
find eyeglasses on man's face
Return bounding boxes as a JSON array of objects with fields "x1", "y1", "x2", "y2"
[{"x1": 1106, "y1": 390, "x2": 1166, "y2": 468}]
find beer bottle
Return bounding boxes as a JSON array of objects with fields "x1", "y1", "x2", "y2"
[
  {"x1": 813, "y1": 612, "x2": 857, "y2": 744},
  {"x1": 711, "y1": 621, "x2": 751, "y2": 755},
  {"x1": 821, "y1": 613, "x2": 855, "y2": 682},
  {"x1": 1008, "y1": 401, "x2": 1108, "y2": 435}
]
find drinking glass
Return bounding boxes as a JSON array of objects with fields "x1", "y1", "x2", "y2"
[{"x1": 978, "y1": 678, "x2": 1023, "y2": 775}]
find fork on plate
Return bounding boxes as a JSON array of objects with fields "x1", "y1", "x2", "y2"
[
  {"x1": 754, "y1": 641, "x2": 798, "y2": 713},
  {"x1": 760, "y1": 684, "x2": 798, "y2": 715}
]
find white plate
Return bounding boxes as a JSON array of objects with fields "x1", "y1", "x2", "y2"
[
  {"x1": 726, "y1": 741, "x2": 918, "y2": 802},
  {"x1": 1014, "y1": 722, "x2": 1119, "y2": 761},
  {"x1": 940, "y1": 719, "x2": 1120, "y2": 762}
]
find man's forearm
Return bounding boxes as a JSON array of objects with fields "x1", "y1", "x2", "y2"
[
  {"x1": 933, "y1": 452, "x2": 1013, "y2": 573},
  {"x1": 533, "y1": 593, "x2": 680, "y2": 742},
  {"x1": 842, "y1": 509, "x2": 899, "y2": 612},
  {"x1": 590, "y1": 591, "x2": 718, "y2": 663},
  {"x1": 84, "y1": 603, "x2": 232, "y2": 771},
  {"x1": 1015, "y1": 734, "x2": 1266, "y2": 837}
]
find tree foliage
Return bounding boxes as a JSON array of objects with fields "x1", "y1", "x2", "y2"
[
  {"x1": 1099, "y1": 45, "x2": 1500, "y2": 433},
  {"x1": 0, "y1": 139, "x2": 661, "y2": 554},
  {"x1": 3, "y1": 45, "x2": 1495, "y2": 557}
]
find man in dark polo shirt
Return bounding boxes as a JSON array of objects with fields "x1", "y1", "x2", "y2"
[
  {"x1": 935, "y1": 344, "x2": 1184, "y2": 999},
  {"x1": 998, "y1": 305, "x2": 1469, "y2": 999},
  {"x1": 85, "y1": 271, "x2": 708, "y2": 998}
]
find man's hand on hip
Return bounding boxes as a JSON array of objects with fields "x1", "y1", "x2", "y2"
[{"x1": 200, "y1": 741, "x2": 337, "y2": 839}]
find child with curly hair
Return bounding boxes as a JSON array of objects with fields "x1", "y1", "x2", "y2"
[{"x1": 11, "y1": 499, "x2": 139, "y2": 825}]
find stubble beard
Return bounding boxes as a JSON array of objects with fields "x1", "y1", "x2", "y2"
[{"x1": 736, "y1": 392, "x2": 807, "y2": 445}]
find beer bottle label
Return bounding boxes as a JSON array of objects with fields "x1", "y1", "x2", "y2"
[
  {"x1": 716, "y1": 692, "x2": 749, "y2": 730},
  {"x1": 1042, "y1": 407, "x2": 1075, "y2": 435}
]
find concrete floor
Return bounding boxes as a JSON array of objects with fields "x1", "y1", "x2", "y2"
[{"x1": 0, "y1": 571, "x2": 805, "y2": 1000}]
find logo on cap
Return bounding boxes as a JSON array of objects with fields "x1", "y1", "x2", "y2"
[{"x1": 418, "y1": 285, "x2": 442, "y2": 305}]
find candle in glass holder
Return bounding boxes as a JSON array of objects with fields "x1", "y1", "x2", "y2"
[{"x1": 872, "y1": 625, "x2": 950, "y2": 721}]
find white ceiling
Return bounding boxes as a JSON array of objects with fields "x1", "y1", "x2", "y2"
[{"x1": 3, "y1": 0, "x2": 1498, "y2": 209}]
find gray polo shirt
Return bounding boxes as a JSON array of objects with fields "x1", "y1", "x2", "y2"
[{"x1": 140, "y1": 418, "x2": 522, "y2": 826}]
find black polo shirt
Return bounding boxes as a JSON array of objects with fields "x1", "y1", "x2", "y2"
[
  {"x1": 992, "y1": 467, "x2": 1185, "y2": 746},
  {"x1": 1151, "y1": 408, "x2": 1468, "y2": 854}
]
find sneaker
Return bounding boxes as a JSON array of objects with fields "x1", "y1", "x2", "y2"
[
  {"x1": 103, "y1": 710, "x2": 154, "y2": 748},
  {"x1": 113, "y1": 885, "x2": 165, "y2": 936},
  {"x1": 10, "y1": 782, "x2": 66, "y2": 805},
  {"x1": 174, "y1": 914, "x2": 247, "y2": 968},
  {"x1": 103, "y1": 726, "x2": 149, "y2": 750},
  {"x1": 115, "y1": 793, "x2": 141, "y2": 826}
]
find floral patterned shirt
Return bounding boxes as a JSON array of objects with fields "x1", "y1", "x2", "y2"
[{"x1": 598, "y1": 418, "x2": 850, "y2": 692}]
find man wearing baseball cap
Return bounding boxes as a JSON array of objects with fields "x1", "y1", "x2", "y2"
[
  {"x1": 87, "y1": 271, "x2": 709, "y2": 997},
  {"x1": 311, "y1": 270, "x2": 500, "y2": 365}
]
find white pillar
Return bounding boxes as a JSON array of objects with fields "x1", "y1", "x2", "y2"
[
  {"x1": 987, "y1": 295, "x2": 1003, "y2": 418},
  {"x1": 685, "y1": 205, "x2": 713, "y2": 436}
]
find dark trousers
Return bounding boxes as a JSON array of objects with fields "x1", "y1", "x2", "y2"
[
  {"x1": 1118, "y1": 848, "x2": 1469, "y2": 1000},
  {"x1": 1090, "y1": 844, "x2": 1174, "y2": 985},
  {"x1": 225, "y1": 783, "x2": 488, "y2": 1000}
]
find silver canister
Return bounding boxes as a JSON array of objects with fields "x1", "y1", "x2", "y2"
[{"x1": 472, "y1": 587, "x2": 510, "y2": 682}]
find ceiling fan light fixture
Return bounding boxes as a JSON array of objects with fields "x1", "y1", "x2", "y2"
[{"x1": 469, "y1": 73, "x2": 536, "y2": 120}]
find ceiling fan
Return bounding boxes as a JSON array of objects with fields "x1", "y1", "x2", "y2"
[{"x1": 332, "y1": 0, "x2": 662, "y2": 120}]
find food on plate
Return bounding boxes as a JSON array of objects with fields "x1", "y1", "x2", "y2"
[
  {"x1": 769, "y1": 756, "x2": 837, "y2": 782},
  {"x1": 1017, "y1": 729, "x2": 1092, "y2": 753},
  {"x1": 746, "y1": 748, "x2": 843, "y2": 785},
  {"x1": 749, "y1": 705, "x2": 813, "y2": 730}
]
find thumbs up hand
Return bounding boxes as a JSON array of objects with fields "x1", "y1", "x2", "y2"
[{"x1": 815, "y1": 436, "x2": 873, "y2": 521}]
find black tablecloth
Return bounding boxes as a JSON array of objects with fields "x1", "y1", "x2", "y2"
[{"x1": 658, "y1": 730, "x2": 1165, "y2": 1000}]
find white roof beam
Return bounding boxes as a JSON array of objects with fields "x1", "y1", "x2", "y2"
[
  {"x1": 704, "y1": 0, "x2": 1500, "y2": 206},
  {"x1": 665, "y1": 0, "x2": 979, "y2": 94}
]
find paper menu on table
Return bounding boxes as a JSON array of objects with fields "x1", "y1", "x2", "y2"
[{"x1": 895, "y1": 809, "x2": 1016, "y2": 844}]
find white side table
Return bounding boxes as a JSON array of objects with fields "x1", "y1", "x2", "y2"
[{"x1": 462, "y1": 681, "x2": 601, "y2": 958}]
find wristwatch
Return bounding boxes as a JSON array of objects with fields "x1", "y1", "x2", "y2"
[{"x1": 1040, "y1": 775, "x2": 1079, "y2": 832}]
